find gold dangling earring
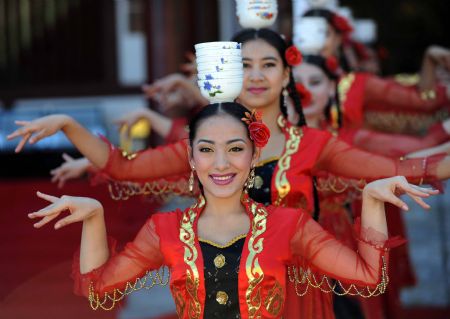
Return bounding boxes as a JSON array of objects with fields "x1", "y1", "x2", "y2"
[
  {"x1": 282, "y1": 87, "x2": 289, "y2": 109},
  {"x1": 245, "y1": 166, "x2": 256, "y2": 190},
  {"x1": 189, "y1": 167, "x2": 195, "y2": 192}
]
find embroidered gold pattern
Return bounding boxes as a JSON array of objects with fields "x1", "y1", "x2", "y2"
[
  {"x1": 216, "y1": 291, "x2": 229, "y2": 305},
  {"x1": 287, "y1": 255, "x2": 389, "y2": 298},
  {"x1": 88, "y1": 267, "x2": 170, "y2": 310},
  {"x1": 121, "y1": 150, "x2": 138, "y2": 160},
  {"x1": 214, "y1": 254, "x2": 226, "y2": 268},
  {"x1": 315, "y1": 175, "x2": 366, "y2": 194},
  {"x1": 274, "y1": 116, "x2": 303, "y2": 206},
  {"x1": 364, "y1": 109, "x2": 448, "y2": 135},
  {"x1": 179, "y1": 197, "x2": 205, "y2": 318},
  {"x1": 264, "y1": 281, "x2": 284, "y2": 316},
  {"x1": 198, "y1": 234, "x2": 247, "y2": 249},
  {"x1": 108, "y1": 178, "x2": 191, "y2": 201},
  {"x1": 245, "y1": 200, "x2": 269, "y2": 319},
  {"x1": 338, "y1": 73, "x2": 356, "y2": 114}
]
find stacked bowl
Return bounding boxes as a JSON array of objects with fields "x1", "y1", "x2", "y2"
[
  {"x1": 236, "y1": 0, "x2": 278, "y2": 29},
  {"x1": 195, "y1": 41, "x2": 244, "y2": 103}
]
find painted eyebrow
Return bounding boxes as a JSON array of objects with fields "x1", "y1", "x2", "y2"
[
  {"x1": 196, "y1": 138, "x2": 246, "y2": 145},
  {"x1": 242, "y1": 56, "x2": 278, "y2": 61}
]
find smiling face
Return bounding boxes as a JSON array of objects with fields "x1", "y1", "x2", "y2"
[
  {"x1": 238, "y1": 39, "x2": 290, "y2": 111},
  {"x1": 292, "y1": 62, "x2": 335, "y2": 119},
  {"x1": 189, "y1": 114, "x2": 258, "y2": 199}
]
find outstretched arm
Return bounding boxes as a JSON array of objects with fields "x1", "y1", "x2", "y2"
[
  {"x1": 29, "y1": 191, "x2": 165, "y2": 309},
  {"x1": 290, "y1": 177, "x2": 437, "y2": 291},
  {"x1": 314, "y1": 136, "x2": 450, "y2": 184},
  {"x1": 7, "y1": 115, "x2": 110, "y2": 169}
]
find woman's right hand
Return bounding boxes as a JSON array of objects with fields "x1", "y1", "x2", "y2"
[
  {"x1": 7, "y1": 114, "x2": 71, "y2": 153},
  {"x1": 50, "y1": 154, "x2": 91, "y2": 188},
  {"x1": 29, "y1": 192, "x2": 103, "y2": 229}
]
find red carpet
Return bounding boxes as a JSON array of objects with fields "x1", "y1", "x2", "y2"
[{"x1": 0, "y1": 178, "x2": 166, "y2": 319}]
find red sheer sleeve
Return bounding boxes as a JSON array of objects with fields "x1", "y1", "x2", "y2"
[
  {"x1": 344, "y1": 123, "x2": 449, "y2": 158},
  {"x1": 165, "y1": 117, "x2": 189, "y2": 144},
  {"x1": 100, "y1": 137, "x2": 190, "y2": 182},
  {"x1": 363, "y1": 75, "x2": 449, "y2": 112},
  {"x1": 71, "y1": 217, "x2": 167, "y2": 310},
  {"x1": 313, "y1": 136, "x2": 446, "y2": 185},
  {"x1": 289, "y1": 212, "x2": 404, "y2": 296}
]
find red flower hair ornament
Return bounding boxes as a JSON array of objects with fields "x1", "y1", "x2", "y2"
[
  {"x1": 325, "y1": 56, "x2": 339, "y2": 74},
  {"x1": 295, "y1": 83, "x2": 312, "y2": 107},
  {"x1": 285, "y1": 45, "x2": 303, "y2": 66},
  {"x1": 332, "y1": 14, "x2": 353, "y2": 34},
  {"x1": 241, "y1": 110, "x2": 270, "y2": 148}
]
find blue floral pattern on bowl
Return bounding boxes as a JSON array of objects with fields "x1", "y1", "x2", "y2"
[{"x1": 203, "y1": 81, "x2": 223, "y2": 97}]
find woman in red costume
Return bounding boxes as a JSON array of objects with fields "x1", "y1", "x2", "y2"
[
  {"x1": 302, "y1": 8, "x2": 450, "y2": 134},
  {"x1": 292, "y1": 52, "x2": 450, "y2": 319},
  {"x1": 8, "y1": 29, "x2": 450, "y2": 319},
  {"x1": 27, "y1": 102, "x2": 437, "y2": 319}
]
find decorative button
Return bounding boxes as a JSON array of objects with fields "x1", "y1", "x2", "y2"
[
  {"x1": 254, "y1": 175, "x2": 264, "y2": 189},
  {"x1": 214, "y1": 254, "x2": 226, "y2": 268},
  {"x1": 216, "y1": 291, "x2": 228, "y2": 305}
]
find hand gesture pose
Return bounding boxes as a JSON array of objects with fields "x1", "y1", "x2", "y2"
[
  {"x1": 362, "y1": 176, "x2": 439, "y2": 235},
  {"x1": 50, "y1": 154, "x2": 91, "y2": 188},
  {"x1": 29, "y1": 191, "x2": 103, "y2": 229},
  {"x1": 7, "y1": 115, "x2": 71, "y2": 153}
]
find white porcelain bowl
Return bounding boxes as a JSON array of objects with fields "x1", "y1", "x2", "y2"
[
  {"x1": 197, "y1": 62, "x2": 243, "y2": 73},
  {"x1": 197, "y1": 70, "x2": 244, "y2": 81},
  {"x1": 195, "y1": 41, "x2": 241, "y2": 50},
  {"x1": 237, "y1": 0, "x2": 278, "y2": 29},
  {"x1": 196, "y1": 55, "x2": 242, "y2": 64},
  {"x1": 196, "y1": 48, "x2": 242, "y2": 57},
  {"x1": 197, "y1": 79, "x2": 243, "y2": 102}
]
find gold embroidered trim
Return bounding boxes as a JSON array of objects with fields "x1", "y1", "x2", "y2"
[
  {"x1": 256, "y1": 156, "x2": 280, "y2": 167},
  {"x1": 199, "y1": 234, "x2": 247, "y2": 249},
  {"x1": 179, "y1": 197, "x2": 205, "y2": 318},
  {"x1": 264, "y1": 281, "x2": 284, "y2": 316},
  {"x1": 108, "y1": 179, "x2": 191, "y2": 201},
  {"x1": 338, "y1": 73, "x2": 356, "y2": 114},
  {"x1": 315, "y1": 175, "x2": 366, "y2": 194},
  {"x1": 287, "y1": 255, "x2": 389, "y2": 298},
  {"x1": 364, "y1": 109, "x2": 449, "y2": 135},
  {"x1": 274, "y1": 116, "x2": 303, "y2": 206},
  {"x1": 88, "y1": 267, "x2": 170, "y2": 310},
  {"x1": 245, "y1": 201, "x2": 269, "y2": 319}
]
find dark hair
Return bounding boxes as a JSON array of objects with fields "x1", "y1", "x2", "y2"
[
  {"x1": 231, "y1": 28, "x2": 307, "y2": 127},
  {"x1": 303, "y1": 9, "x2": 351, "y2": 72},
  {"x1": 188, "y1": 102, "x2": 253, "y2": 146},
  {"x1": 302, "y1": 54, "x2": 343, "y2": 129},
  {"x1": 303, "y1": 8, "x2": 337, "y2": 33}
]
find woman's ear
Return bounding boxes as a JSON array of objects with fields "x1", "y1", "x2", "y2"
[
  {"x1": 187, "y1": 145, "x2": 195, "y2": 169},
  {"x1": 251, "y1": 147, "x2": 261, "y2": 167},
  {"x1": 282, "y1": 67, "x2": 291, "y2": 88},
  {"x1": 329, "y1": 79, "x2": 337, "y2": 98}
]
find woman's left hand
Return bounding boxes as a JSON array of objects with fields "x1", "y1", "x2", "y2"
[
  {"x1": 29, "y1": 192, "x2": 103, "y2": 229},
  {"x1": 363, "y1": 176, "x2": 439, "y2": 211}
]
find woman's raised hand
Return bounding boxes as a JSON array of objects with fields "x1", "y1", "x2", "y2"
[
  {"x1": 29, "y1": 192, "x2": 103, "y2": 229},
  {"x1": 50, "y1": 154, "x2": 91, "y2": 188},
  {"x1": 363, "y1": 176, "x2": 439, "y2": 211},
  {"x1": 7, "y1": 114, "x2": 70, "y2": 153}
]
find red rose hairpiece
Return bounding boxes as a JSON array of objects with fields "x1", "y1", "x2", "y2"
[
  {"x1": 241, "y1": 110, "x2": 270, "y2": 148},
  {"x1": 295, "y1": 83, "x2": 312, "y2": 107},
  {"x1": 325, "y1": 56, "x2": 339, "y2": 74},
  {"x1": 285, "y1": 45, "x2": 303, "y2": 66},
  {"x1": 332, "y1": 14, "x2": 353, "y2": 34}
]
